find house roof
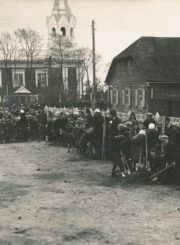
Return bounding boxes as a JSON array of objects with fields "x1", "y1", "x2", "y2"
[
  {"x1": 105, "y1": 36, "x2": 180, "y2": 84},
  {"x1": 14, "y1": 86, "x2": 31, "y2": 94}
]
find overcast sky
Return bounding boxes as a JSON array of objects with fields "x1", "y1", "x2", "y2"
[{"x1": 0, "y1": 0, "x2": 180, "y2": 80}]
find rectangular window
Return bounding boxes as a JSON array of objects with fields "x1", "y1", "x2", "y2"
[
  {"x1": 37, "y1": 73, "x2": 46, "y2": 87},
  {"x1": 35, "y1": 70, "x2": 48, "y2": 87},
  {"x1": 107, "y1": 86, "x2": 112, "y2": 103},
  {"x1": 110, "y1": 90, "x2": 113, "y2": 104},
  {"x1": 112, "y1": 88, "x2": 119, "y2": 106},
  {"x1": 63, "y1": 67, "x2": 68, "y2": 91},
  {"x1": 151, "y1": 88, "x2": 154, "y2": 99},
  {"x1": 12, "y1": 70, "x2": 25, "y2": 87},
  {"x1": 123, "y1": 88, "x2": 131, "y2": 106},
  {"x1": 135, "y1": 88, "x2": 145, "y2": 108}
]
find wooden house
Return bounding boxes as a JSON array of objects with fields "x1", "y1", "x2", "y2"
[{"x1": 105, "y1": 36, "x2": 180, "y2": 117}]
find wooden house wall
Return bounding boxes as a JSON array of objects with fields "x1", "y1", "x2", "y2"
[
  {"x1": 110, "y1": 59, "x2": 147, "y2": 113},
  {"x1": 148, "y1": 84, "x2": 180, "y2": 117}
]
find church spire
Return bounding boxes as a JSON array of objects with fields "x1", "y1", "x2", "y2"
[
  {"x1": 52, "y1": 0, "x2": 71, "y2": 16},
  {"x1": 47, "y1": 0, "x2": 76, "y2": 47},
  {"x1": 53, "y1": 0, "x2": 59, "y2": 12}
]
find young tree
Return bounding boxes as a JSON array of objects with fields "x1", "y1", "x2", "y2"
[
  {"x1": 77, "y1": 47, "x2": 102, "y2": 98},
  {"x1": 50, "y1": 34, "x2": 76, "y2": 102}
]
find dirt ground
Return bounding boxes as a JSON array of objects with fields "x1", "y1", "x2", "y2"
[{"x1": 0, "y1": 142, "x2": 179, "y2": 245}]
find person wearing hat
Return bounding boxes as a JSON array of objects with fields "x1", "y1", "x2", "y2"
[
  {"x1": 129, "y1": 112, "x2": 139, "y2": 129},
  {"x1": 94, "y1": 108, "x2": 101, "y2": 114},
  {"x1": 159, "y1": 135, "x2": 180, "y2": 184},
  {"x1": 108, "y1": 109, "x2": 120, "y2": 141},
  {"x1": 132, "y1": 122, "x2": 140, "y2": 136},
  {"x1": 18, "y1": 110, "x2": 28, "y2": 142},
  {"x1": 146, "y1": 123, "x2": 160, "y2": 172},
  {"x1": 146, "y1": 123, "x2": 160, "y2": 148},
  {"x1": 143, "y1": 113, "x2": 157, "y2": 129}
]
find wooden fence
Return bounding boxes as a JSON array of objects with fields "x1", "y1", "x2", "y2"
[{"x1": 45, "y1": 106, "x2": 180, "y2": 126}]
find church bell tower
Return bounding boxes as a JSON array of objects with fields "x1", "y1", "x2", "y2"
[{"x1": 46, "y1": 0, "x2": 76, "y2": 47}]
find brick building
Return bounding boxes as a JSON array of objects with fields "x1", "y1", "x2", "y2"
[{"x1": 105, "y1": 36, "x2": 180, "y2": 117}]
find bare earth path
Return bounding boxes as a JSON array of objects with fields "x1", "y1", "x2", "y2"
[{"x1": 0, "y1": 142, "x2": 179, "y2": 245}]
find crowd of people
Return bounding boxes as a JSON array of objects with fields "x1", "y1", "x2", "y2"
[
  {"x1": 0, "y1": 105, "x2": 180, "y2": 184},
  {"x1": 0, "y1": 107, "x2": 47, "y2": 143}
]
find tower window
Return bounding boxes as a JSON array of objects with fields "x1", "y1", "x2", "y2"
[
  {"x1": 52, "y1": 27, "x2": 56, "y2": 37},
  {"x1": 70, "y1": 28, "x2": 74, "y2": 38},
  {"x1": 61, "y1": 27, "x2": 66, "y2": 36}
]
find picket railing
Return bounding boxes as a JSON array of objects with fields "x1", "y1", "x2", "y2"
[
  {"x1": 117, "y1": 112, "x2": 146, "y2": 122},
  {"x1": 45, "y1": 106, "x2": 180, "y2": 126}
]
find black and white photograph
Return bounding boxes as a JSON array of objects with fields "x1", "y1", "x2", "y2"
[{"x1": 0, "y1": 0, "x2": 180, "y2": 244}]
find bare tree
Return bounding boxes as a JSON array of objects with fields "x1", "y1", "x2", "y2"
[
  {"x1": 0, "y1": 33, "x2": 16, "y2": 64},
  {"x1": 0, "y1": 32, "x2": 17, "y2": 96},
  {"x1": 14, "y1": 28, "x2": 42, "y2": 63},
  {"x1": 14, "y1": 28, "x2": 42, "y2": 87}
]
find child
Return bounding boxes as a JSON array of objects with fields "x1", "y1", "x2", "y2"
[{"x1": 111, "y1": 124, "x2": 131, "y2": 177}]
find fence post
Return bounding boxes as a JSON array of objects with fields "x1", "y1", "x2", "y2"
[
  {"x1": 102, "y1": 114, "x2": 106, "y2": 161},
  {"x1": 161, "y1": 116, "x2": 166, "y2": 153},
  {"x1": 161, "y1": 116, "x2": 166, "y2": 135}
]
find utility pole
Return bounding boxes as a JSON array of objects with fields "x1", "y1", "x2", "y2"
[
  {"x1": 92, "y1": 20, "x2": 97, "y2": 109},
  {"x1": 58, "y1": 34, "x2": 64, "y2": 105},
  {"x1": 44, "y1": 56, "x2": 52, "y2": 105},
  {"x1": 44, "y1": 56, "x2": 56, "y2": 105}
]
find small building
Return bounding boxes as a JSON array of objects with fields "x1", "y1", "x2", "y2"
[
  {"x1": 105, "y1": 36, "x2": 180, "y2": 117},
  {"x1": 14, "y1": 86, "x2": 31, "y2": 107}
]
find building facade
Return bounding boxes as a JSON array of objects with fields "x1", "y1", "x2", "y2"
[
  {"x1": 0, "y1": 58, "x2": 83, "y2": 106},
  {"x1": 0, "y1": 0, "x2": 83, "y2": 106},
  {"x1": 105, "y1": 37, "x2": 180, "y2": 117}
]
